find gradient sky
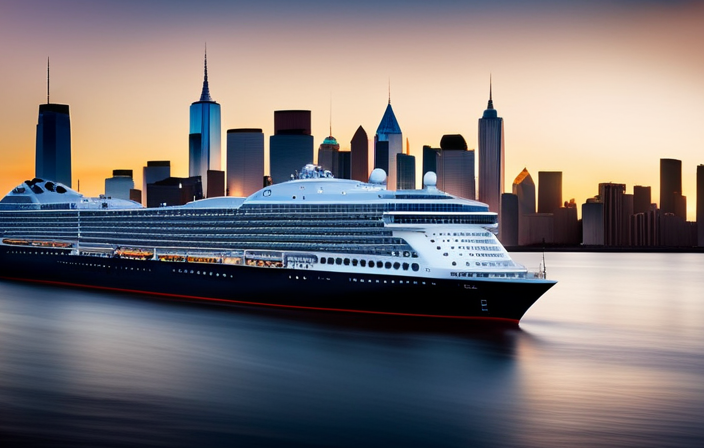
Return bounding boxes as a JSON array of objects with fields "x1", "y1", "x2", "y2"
[{"x1": 1, "y1": 0, "x2": 703, "y2": 219}]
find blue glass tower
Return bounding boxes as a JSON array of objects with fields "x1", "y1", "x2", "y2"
[
  {"x1": 189, "y1": 50, "x2": 221, "y2": 195},
  {"x1": 375, "y1": 100, "x2": 403, "y2": 189},
  {"x1": 36, "y1": 60, "x2": 71, "y2": 187}
]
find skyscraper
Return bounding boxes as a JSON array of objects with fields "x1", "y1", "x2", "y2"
[
  {"x1": 350, "y1": 126, "x2": 369, "y2": 182},
  {"x1": 226, "y1": 128, "x2": 264, "y2": 197},
  {"x1": 269, "y1": 110, "x2": 314, "y2": 183},
  {"x1": 599, "y1": 182, "x2": 627, "y2": 246},
  {"x1": 697, "y1": 165, "x2": 704, "y2": 246},
  {"x1": 396, "y1": 153, "x2": 416, "y2": 190},
  {"x1": 633, "y1": 185, "x2": 652, "y2": 215},
  {"x1": 425, "y1": 135, "x2": 476, "y2": 200},
  {"x1": 317, "y1": 135, "x2": 341, "y2": 176},
  {"x1": 538, "y1": 171, "x2": 562, "y2": 214},
  {"x1": 660, "y1": 158, "x2": 684, "y2": 219},
  {"x1": 142, "y1": 161, "x2": 171, "y2": 206},
  {"x1": 478, "y1": 80, "x2": 504, "y2": 212},
  {"x1": 36, "y1": 59, "x2": 71, "y2": 187},
  {"x1": 189, "y1": 49, "x2": 221, "y2": 196},
  {"x1": 375, "y1": 99, "x2": 403, "y2": 189},
  {"x1": 512, "y1": 168, "x2": 536, "y2": 245}
]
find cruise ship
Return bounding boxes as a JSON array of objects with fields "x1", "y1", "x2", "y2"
[{"x1": 0, "y1": 165, "x2": 555, "y2": 322}]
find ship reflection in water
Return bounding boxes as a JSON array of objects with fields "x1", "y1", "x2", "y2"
[{"x1": 2, "y1": 252, "x2": 704, "y2": 448}]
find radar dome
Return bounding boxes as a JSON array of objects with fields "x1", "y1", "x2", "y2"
[
  {"x1": 423, "y1": 171, "x2": 437, "y2": 188},
  {"x1": 369, "y1": 169, "x2": 387, "y2": 185}
]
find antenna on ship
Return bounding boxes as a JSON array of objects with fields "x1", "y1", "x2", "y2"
[
  {"x1": 541, "y1": 238, "x2": 547, "y2": 279},
  {"x1": 47, "y1": 57, "x2": 50, "y2": 104}
]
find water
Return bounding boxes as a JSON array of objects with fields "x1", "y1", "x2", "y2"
[{"x1": 1, "y1": 252, "x2": 703, "y2": 447}]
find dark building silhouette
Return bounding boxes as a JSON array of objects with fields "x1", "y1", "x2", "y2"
[
  {"x1": 499, "y1": 193, "x2": 518, "y2": 246},
  {"x1": 374, "y1": 140, "x2": 389, "y2": 183},
  {"x1": 147, "y1": 176, "x2": 203, "y2": 207},
  {"x1": 396, "y1": 153, "x2": 416, "y2": 190},
  {"x1": 36, "y1": 103, "x2": 72, "y2": 187},
  {"x1": 129, "y1": 189, "x2": 142, "y2": 204},
  {"x1": 538, "y1": 171, "x2": 562, "y2": 214},
  {"x1": 698, "y1": 165, "x2": 704, "y2": 246},
  {"x1": 633, "y1": 185, "x2": 652, "y2": 215},
  {"x1": 599, "y1": 183, "x2": 627, "y2": 246},
  {"x1": 350, "y1": 126, "x2": 369, "y2": 182},
  {"x1": 582, "y1": 200, "x2": 604, "y2": 245},
  {"x1": 660, "y1": 158, "x2": 685, "y2": 219},
  {"x1": 143, "y1": 161, "x2": 171, "y2": 207},
  {"x1": 270, "y1": 110, "x2": 314, "y2": 183},
  {"x1": 206, "y1": 170, "x2": 225, "y2": 198},
  {"x1": 227, "y1": 128, "x2": 264, "y2": 197},
  {"x1": 478, "y1": 80, "x2": 504, "y2": 212}
]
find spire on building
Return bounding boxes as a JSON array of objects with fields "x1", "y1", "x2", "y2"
[
  {"x1": 199, "y1": 45, "x2": 213, "y2": 102},
  {"x1": 47, "y1": 57, "x2": 50, "y2": 104},
  {"x1": 482, "y1": 76, "x2": 498, "y2": 119},
  {"x1": 487, "y1": 74, "x2": 494, "y2": 110}
]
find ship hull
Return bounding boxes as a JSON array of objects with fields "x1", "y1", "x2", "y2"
[{"x1": 0, "y1": 246, "x2": 555, "y2": 322}]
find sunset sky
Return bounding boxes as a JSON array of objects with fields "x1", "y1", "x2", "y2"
[{"x1": 1, "y1": 0, "x2": 703, "y2": 219}]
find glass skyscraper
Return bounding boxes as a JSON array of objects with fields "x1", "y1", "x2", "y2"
[
  {"x1": 36, "y1": 103, "x2": 71, "y2": 187},
  {"x1": 189, "y1": 51, "x2": 221, "y2": 196},
  {"x1": 375, "y1": 100, "x2": 403, "y2": 190}
]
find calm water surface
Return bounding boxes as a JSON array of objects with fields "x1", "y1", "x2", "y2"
[{"x1": 1, "y1": 252, "x2": 703, "y2": 447}]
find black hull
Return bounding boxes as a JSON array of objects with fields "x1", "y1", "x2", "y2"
[{"x1": 0, "y1": 247, "x2": 555, "y2": 322}]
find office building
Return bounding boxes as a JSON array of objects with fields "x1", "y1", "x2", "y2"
[
  {"x1": 500, "y1": 193, "x2": 518, "y2": 247},
  {"x1": 582, "y1": 200, "x2": 605, "y2": 245},
  {"x1": 317, "y1": 135, "x2": 341, "y2": 176},
  {"x1": 375, "y1": 100, "x2": 403, "y2": 189},
  {"x1": 538, "y1": 171, "x2": 562, "y2": 214},
  {"x1": 478, "y1": 81, "x2": 504, "y2": 212},
  {"x1": 633, "y1": 185, "x2": 652, "y2": 215},
  {"x1": 147, "y1": 176, "x2": 203, "y2": 208},
  {"x1": 513, "y1": 168, "x2": 536, "y2": 246},
  {"x1": 396, "y1": 153, "x2": 416, "y2": 190},
  {"x1": 660, "y1": 158, "x2": 684, "y2": 219},
  {"x1": 269, "y1": 110, "x2": 314, "y2": 183},
  {"x1": 36, "y1": 61, "x2": 71, "y2": 187},
  {"x1": 226, "y1": 128, "x2": 264, "y2": 197},
  {"x1": 142, "y1": 161, "x2": 171, "y2": 206},
  {"x1": 105, "y1": 170, "x2": 134, "y2": 201},
  {"x1": 436, "y1": 135, "x2": 475, "y2": 200},
  {"x1": 350, "y1": 126, "x2": 369, "y2": 182},
  {"x1": 599, "y1": 183, "x2": 627, "y2": 246},
  {"x1": 189, "y1": 50, "x2": 221, "y2": 196},
  {"x1": 698, "y1": 165, "x2": 704, "y2": 246},
  {"x1": 207, "y1": 170, "x2": 225, "y2": 198}
]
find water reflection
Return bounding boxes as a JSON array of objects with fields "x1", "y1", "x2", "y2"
[{"x1": 2, "y1": 252, "x2": 704, "y2": 447}]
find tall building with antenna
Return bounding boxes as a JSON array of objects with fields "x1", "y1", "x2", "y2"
[
  {"x1": 36, "y1": 58, "x2": 72, "y2": 187},
  {"x1": 189, "y1": 48, "x2": 221, "y2": 196},
  {"x1": 478, "y1": 78, "x2": 504, "y2": 212},
  {"x1": 374, "y1": 89, "x2": 403, "y2": 189}
]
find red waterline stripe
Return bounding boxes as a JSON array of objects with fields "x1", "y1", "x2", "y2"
[{"x1": 0, "y1": 275, "x2": 520, "y2": 323}]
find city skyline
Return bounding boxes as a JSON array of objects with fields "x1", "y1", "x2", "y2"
[{"x1": 1, "y1": 0, "x2": 703, "y2": 220}]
